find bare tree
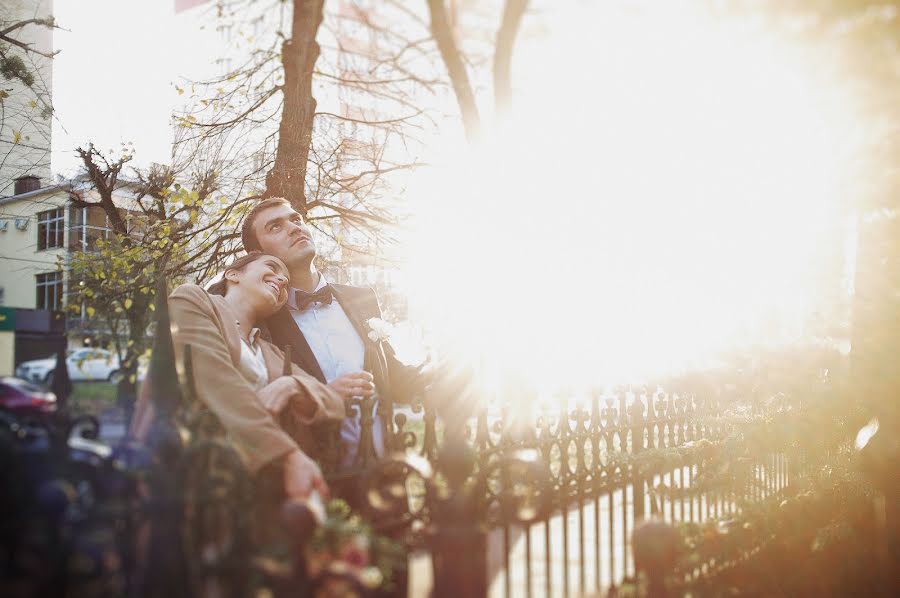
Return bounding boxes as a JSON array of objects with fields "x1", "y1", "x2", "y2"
[
  {"x1": 425, "y1": 0, "x2": 480, "y2": 139},
  {"x1": 66, "y1": 144, "x2": 246, "y2": 418},
  {"x1": 167, "y1": 0, "x2": 530, "y2": 288},
  {"x1": 425, "y1": 0, "x2": 530, "y2": 138},
  {"x1": 173, "y1": 0, "x2": 469, "y2": 273},
  {"x1": 265, "y1": 0, "x2": 324, "y2": 206}
]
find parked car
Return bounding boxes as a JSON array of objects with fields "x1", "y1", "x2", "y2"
[
  {"x1": 0, "y1": 376, "x2": 57, "y2": 416},
  {"x1": 15, "y1": 348, "x2": 122, "y2": 384}
]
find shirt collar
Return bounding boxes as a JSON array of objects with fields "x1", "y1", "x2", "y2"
[
  {"x1": 286, "y1": 272, "x2": 330, "y2": 310},
  {"x1": 247, "y1": 327, "x2": 262, "y2": 348}
]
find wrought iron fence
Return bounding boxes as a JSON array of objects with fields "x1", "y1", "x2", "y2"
[
  {"x1": 1, "y1": 281, "x2": 813, "y2": 598},
  {"x1": 367, "y1": 386, "x2": 797, "y2": 598}
]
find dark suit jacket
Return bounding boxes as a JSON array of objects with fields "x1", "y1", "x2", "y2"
[{"x1": 264, "y1": 283, "x2": 421, "y2": 408}]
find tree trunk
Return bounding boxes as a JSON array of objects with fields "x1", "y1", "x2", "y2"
[
  {"x1": 493, "y1": 0, "x2": 528, "y2": 115},
  {"x1": 426, "y1": 0, "x2": 481, "y2": 141},
  {"x1": 265, "y1": 0, "x2": 325, "y2": 212}
]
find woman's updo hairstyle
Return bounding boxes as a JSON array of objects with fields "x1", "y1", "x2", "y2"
[{"x1": 206, "y1": 252, "x2": 268, "y2": 296}]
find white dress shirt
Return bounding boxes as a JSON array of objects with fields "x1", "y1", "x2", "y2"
[
  {"x1": 287, "y1": 274, "x2": 384, "y2": 468},
  {"x1": 237, "y1": 328, "x2": 268, "y2": 391}
]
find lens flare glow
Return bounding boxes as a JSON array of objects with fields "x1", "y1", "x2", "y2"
[{"x1": 400, "y1": 6, "x2": 860, "y2": 397}]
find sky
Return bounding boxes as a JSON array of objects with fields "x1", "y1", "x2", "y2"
[
  {"x1": 51, "y1": 0, "x2": 217, "y2": 176},
  {"x1": 46, "y1": 0, "x2": 861, "y2": 387}
]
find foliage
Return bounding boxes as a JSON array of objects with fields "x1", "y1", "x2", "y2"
[
  {"x1": 0, "y1": 17, "x2": 56, "y2": 88},
  {"x1": 608, "y1": 337, "x2": 891, "y2": 596},
  {"x1": 63, "y1": 145, "x2": 246, "y2": 409},
  {"x1": 0, "y1": 14, "x2": 57, "y2": 191},
  {"x1": 305, "y1": 498, "x2": 406, "y2": 592}
]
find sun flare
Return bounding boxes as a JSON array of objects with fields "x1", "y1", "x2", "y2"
[{"x1": 399, "y1": 5, "x2": 860, "y2": 400}]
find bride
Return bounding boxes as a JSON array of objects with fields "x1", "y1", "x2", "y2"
[{"x1": 132, "y1": 252, "x2": 345, "y2": 499}]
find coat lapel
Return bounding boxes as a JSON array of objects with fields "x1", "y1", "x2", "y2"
[
  {"x1": 331, "y1": 285, "x2": 389, "y2": 391},
  {"x1": 266, "y1": 306, "x2": 326, "y2": 383},
  {"x1": 330, "y1": 285, "x2": 369, "y2": 344}
]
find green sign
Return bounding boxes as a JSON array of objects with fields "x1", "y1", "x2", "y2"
[{"x1": 0, "y1": 307, "x2": 14, "y2": 332}]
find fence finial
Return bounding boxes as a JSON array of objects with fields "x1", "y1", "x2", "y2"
[
  {"x1": 632, "y1": 519, "x2": 681, "y2": 598},
  {"x1": 146, "y1": 274, "x2": 182, "y2": 419}
]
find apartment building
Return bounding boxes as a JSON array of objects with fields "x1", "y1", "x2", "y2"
[{"x1": 0, "y1": 0, "x2": 54, "y2": 197}]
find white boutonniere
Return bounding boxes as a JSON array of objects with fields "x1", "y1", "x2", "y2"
[{"x1": 366, "y1": 317, "x2": 393, "y2": 343}]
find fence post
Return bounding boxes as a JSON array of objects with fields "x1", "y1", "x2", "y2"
[
  {"x1": 139, "y1": 275, "x2": 189, "y2": 597},
  {"x1": 632, "y1": 387, "x2": 648, "y2": 522},
  {"x1": 50, "y1": 344, "x2": 73, "y2": 415},
  {"x1": 429, "y1": 416, "x2": 487, "y2": 598},
  {"x1": 632, "y1": 520, "x2": 679, "y2": 598}
]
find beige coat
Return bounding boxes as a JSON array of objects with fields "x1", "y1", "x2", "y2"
[{"x1": 131, "y1": 284, "x2": 345, "y2": 474}]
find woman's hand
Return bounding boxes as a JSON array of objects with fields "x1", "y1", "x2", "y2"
[
  {"x1": 258, "y1": 376, "x2": 300, "y2": 415},
  {"x1": 283, "y1": 450, "x2": 329, "y2": 500},
  {"x1": 328, "y1": 371, "x2": 375, "y2": 401}
]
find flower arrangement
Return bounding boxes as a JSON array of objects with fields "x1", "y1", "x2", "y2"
[
  {"x1": 305, "y1": 499, "x2": 404, "y2": 596},
  {"x1": 365, "y1": 318, "x2": 393, "y2": 343}
]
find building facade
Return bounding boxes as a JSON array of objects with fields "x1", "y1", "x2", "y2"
[
  {"x1": 0, "y1": 0, "x2": 54, "y2": 197},
  {"x1": 0, "y1": 179, "x2": 70, "y2": 310},
  {"x1": 0, "y1": 177, "x2": 136, "y2": 320}
]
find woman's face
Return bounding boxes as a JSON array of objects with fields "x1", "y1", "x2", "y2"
[{"x1": 226, "y1": 255, "x2": 291, "y2": 316}]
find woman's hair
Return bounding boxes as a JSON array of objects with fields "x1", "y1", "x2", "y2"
[{"x1": 207, "y1": 252, "x2": 269, "y2": 296}]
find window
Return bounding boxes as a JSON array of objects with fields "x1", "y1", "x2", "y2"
[
  {"x1": 36, "y1": 271, "x2": 63, "y2": 310},
  {"x1": 69, "y1": 205, "x2": 111, "y2": 251},
  {"x1": 37, "y1": 208, "x2": 64, "y2": 250}
]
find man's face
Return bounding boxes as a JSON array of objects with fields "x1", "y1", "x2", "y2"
[{"x1": 252, "y1": 204, "x2": 317, "y2": 269}]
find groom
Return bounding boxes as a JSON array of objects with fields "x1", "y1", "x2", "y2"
[{"x1": 241, "y1": 197, "x2": 422, "y2": 473}]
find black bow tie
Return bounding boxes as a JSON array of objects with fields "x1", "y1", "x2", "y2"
[{"x1": 295, "y1": 286, "x2": 334, "y2": 311}]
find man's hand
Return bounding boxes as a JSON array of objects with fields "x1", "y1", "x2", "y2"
[
  {"x1": 328, "y1": 371, "x2": 375, "y2": 401},
  {"x1": 283, "y1": 450, "x2": 329, "y2": 500},
  {"x1": 258, "y1": 376, "x2": 300, "y2": 415}
]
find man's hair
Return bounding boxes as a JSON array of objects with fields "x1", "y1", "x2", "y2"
[
  {"x1": 240, "y1": 197, "x2": 294, "y2": 251},
  {"x1": 207, "y1": 251, "x2": 269, "y2": 296}
]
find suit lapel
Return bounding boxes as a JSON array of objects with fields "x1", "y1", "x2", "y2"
[
  {"x1": 331, "y1": 285, "x2": 388, "y2": 390},
  {"x1": 267, "y1": 306, "x2": 326, "y2": 383},
  {"x1": 332, "y1": 285, "x2": 393, "y2": 449},
  {"x1": 331, "y1": 285, "x2": 368, "y2": 342}
]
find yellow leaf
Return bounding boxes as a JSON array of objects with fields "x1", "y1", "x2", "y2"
[
  {"x1": 124, "y1": 298, "x2": 133, "y2": 309},
  {"x1": 87, "y1": 306, "x2": 95, "y2": 317},
  {"x1": 12, "y1": 130, "x2": 21, "y2": 144}
]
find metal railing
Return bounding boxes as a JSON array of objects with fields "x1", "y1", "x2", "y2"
[
  {"x1": 0, "y1": 279, "x2": 815, "y2": 598},
  {"x1": 356, "y1": 386, "x2": 798, "y2": 598}
]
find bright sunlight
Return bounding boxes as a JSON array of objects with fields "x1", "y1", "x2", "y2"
[{"x1": 400, "y1": 4, "x2": 861, "y2": 399}]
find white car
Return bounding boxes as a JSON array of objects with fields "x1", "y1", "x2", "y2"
[{"x1": 15, "y1": 348, "x2": 122, "y2": 384}]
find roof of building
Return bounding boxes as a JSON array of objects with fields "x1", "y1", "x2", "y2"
[{"x1": 0, "y1": 182, "x2": 73, "y2": 206}]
